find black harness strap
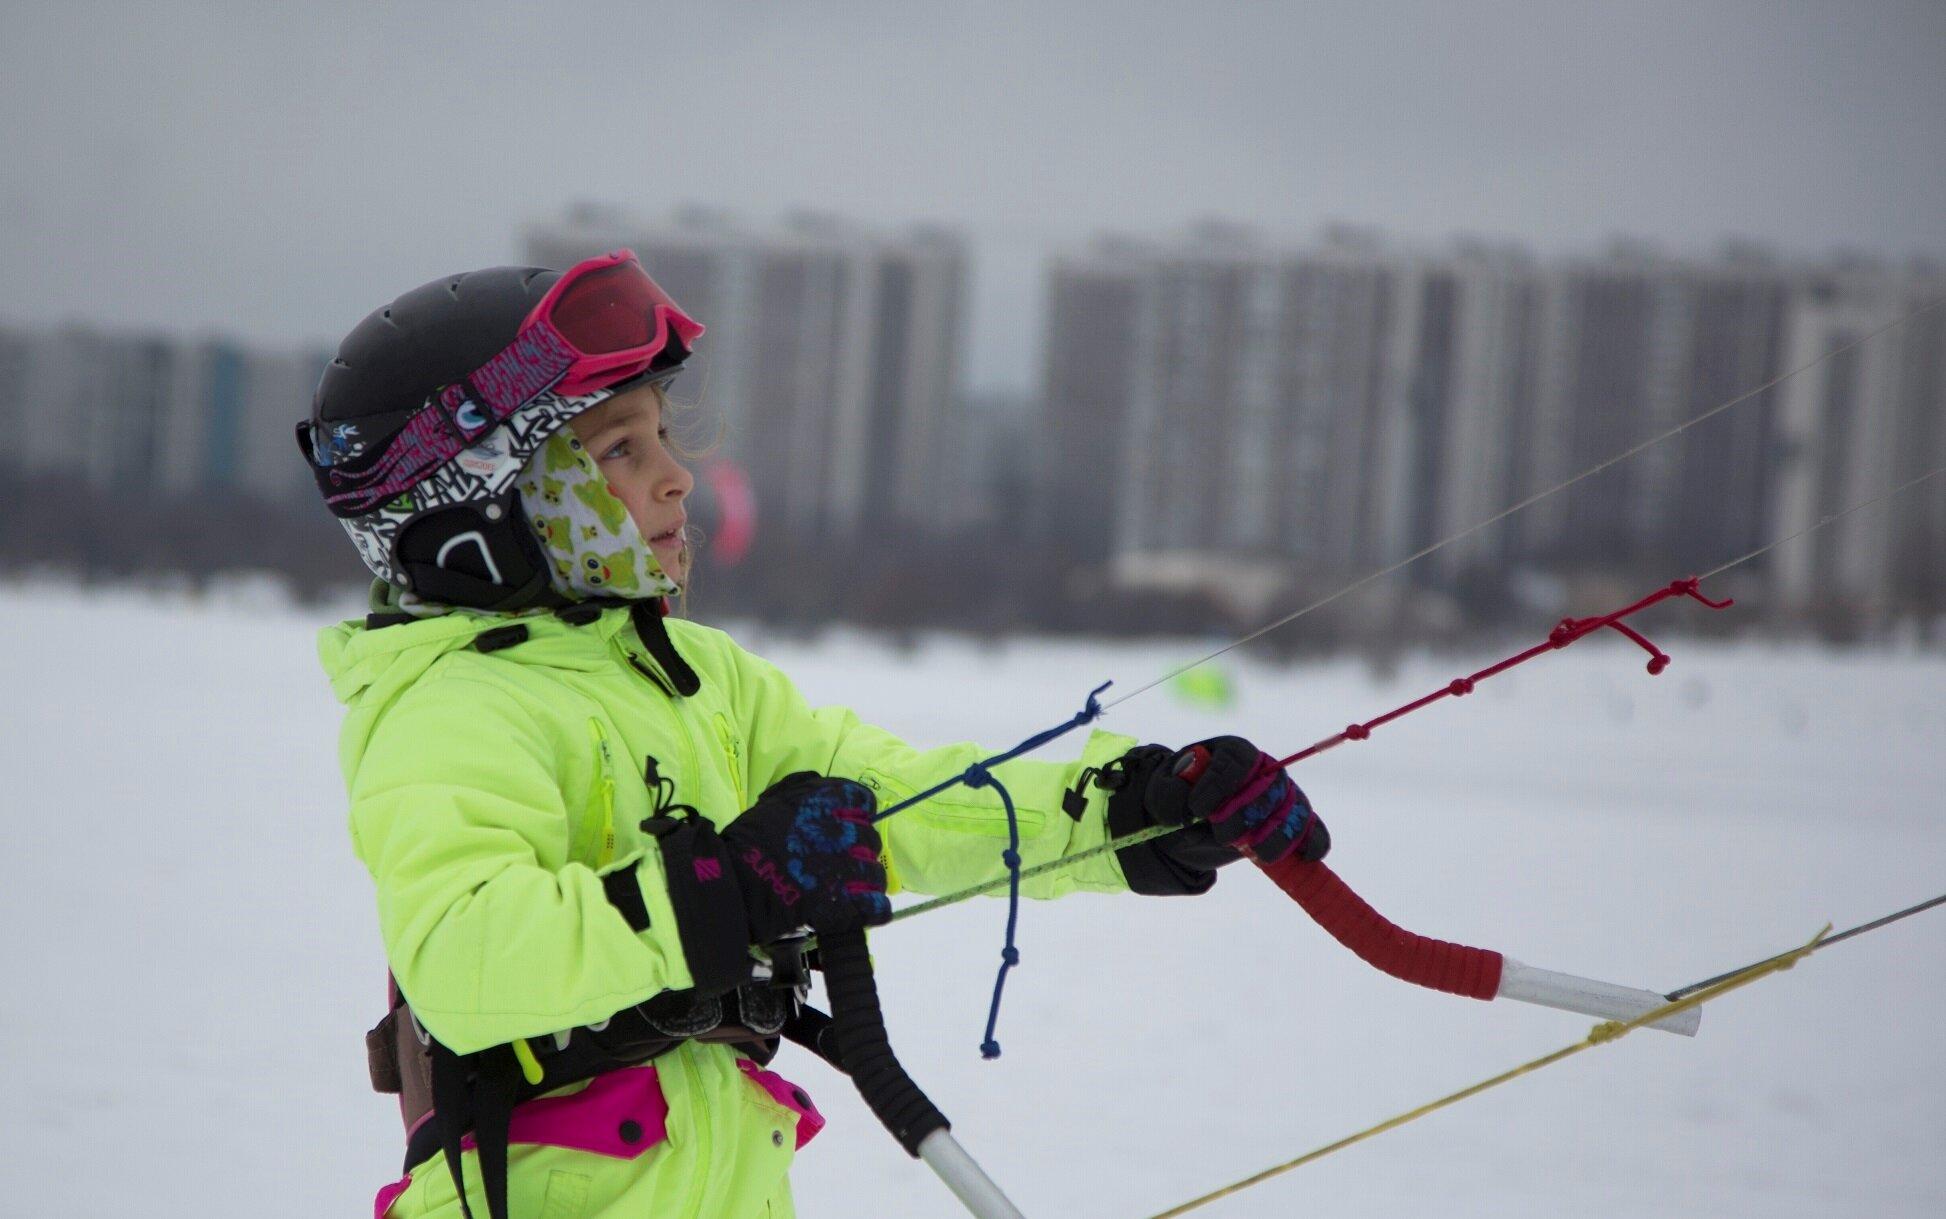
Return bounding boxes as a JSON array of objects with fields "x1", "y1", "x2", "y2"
[
  {"x1": 426, "y1": 1042, "x2": 524, "y2": 1219},
  {"x1": 429, "y1": 1042, "x2": 474, "y2": 1219},
  {"x1": 401, "y1": 1003, "x2": 789, "y2": 1210}
]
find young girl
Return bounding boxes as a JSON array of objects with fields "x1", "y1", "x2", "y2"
[{"x1": 303, "y1": 250, "x2": 1329, "y2": 1219}]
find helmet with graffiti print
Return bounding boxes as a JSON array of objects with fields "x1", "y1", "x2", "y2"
[{"x1": 298, "y1": 251, "x2": 701, "y2": 610}]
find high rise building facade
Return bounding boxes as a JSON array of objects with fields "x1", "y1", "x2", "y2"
[
  {"x1": 2, "y1": 219, "x2": 1935, "y2": 633},
  {"x1": 1037, "y1": 244, "x2": 1146, "y2": 562},
  {"x1": 1399, "y1": 247, "x2": 1546, "y2": 583},
  {"x1": 1042, "y1": 230, "x2": 1546, "y2": 587},
  {"x1": 1771, "y1": 265, "x2": 1946, "y2": 620},
  {"x1": 1038, "y1": 228, "x2": 1942, "y2": 625},
  {"x1": 1273, "y1": 240, "x2": 1411, "y2": 574},
  {"x1": 0, "y1": 321, "x2": 325, "y2": 505}
]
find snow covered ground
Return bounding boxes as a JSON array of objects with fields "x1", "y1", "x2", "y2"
[{"x1": 2, "y1": 579, "x2": 1943, "y2": 1217}]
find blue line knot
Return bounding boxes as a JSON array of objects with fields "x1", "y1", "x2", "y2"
[
  {"x1": 860, "y1": 681, "x2": 1113, "y2": 1058},
  {"x1": 1078, "y1": 681, "x2": 1111, "y2": 723}
]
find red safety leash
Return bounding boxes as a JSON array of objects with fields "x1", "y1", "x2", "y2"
[{"x1": 1278, "y1": 577, "x2": 1734, "y2": 767}]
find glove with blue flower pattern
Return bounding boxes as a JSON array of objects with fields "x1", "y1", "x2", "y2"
[{"x1": 722, "y1": 772, "x2": 891, "y2": 942}]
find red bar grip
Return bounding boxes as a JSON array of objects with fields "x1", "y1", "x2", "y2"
[{"x1": 1256, "y1": 853, "x2": 1503, "y2": 1001}]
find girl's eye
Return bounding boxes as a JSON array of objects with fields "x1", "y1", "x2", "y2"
[{"x1": 601, "y1": 440, "x2": 631, "y2": 461}]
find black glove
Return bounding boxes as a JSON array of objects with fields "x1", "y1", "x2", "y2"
[
  {"x1": 721, "y1": 772, "x2": 891, "y2": 943},
  {"x1": 639, "y1": 773, "x2": 890, "y2": 995},
  {"x1": 1099, "y1": 737, "x2": 1329, "y2": 896}
]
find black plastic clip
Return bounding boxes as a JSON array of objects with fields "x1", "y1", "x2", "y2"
[
  {"x1": 473, "y1": 624, "x2": 530, "y2": 653},
  {"x1": 1065, "y1": 759, "x2": 1138, "y2": 820},
  {"x1": 555, "y1": 601, "x2": 607, "y2": 626}
]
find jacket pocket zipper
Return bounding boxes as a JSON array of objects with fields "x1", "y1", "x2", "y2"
[
  {"x1": 712, "y1": 713, "x2": 747, "y2": 809},
  {"x1": 586, "y1": 718, "x2": 618, "y2": 867}
]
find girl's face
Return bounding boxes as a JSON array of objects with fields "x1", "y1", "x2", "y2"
[{"x1": 567, "y1": 383, "x2": 695, "y2": 584}]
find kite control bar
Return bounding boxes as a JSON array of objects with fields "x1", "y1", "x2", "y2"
[{"x1": 790, "y1": 575, "x2": 1729, "y2": 1216}]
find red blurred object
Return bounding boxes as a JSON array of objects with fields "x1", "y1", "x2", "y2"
[{"x1": 702, "y1": 459, "x2": 756, "y2": 566}]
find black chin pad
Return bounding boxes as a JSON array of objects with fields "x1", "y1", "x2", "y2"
[{"x1": 395, "y1": 502, "x2": 551, "y2": 610}]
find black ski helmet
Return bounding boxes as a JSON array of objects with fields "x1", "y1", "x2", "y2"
[
  {"x1": 314, "y1": 265, "x2": 562, "y2": 434},
  {"x1": 298, "y1": 256, "x2": 697, "y2": 610}
]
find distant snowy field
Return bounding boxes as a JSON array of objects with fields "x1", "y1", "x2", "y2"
[{"x1": 3, "y1": 579, "x2": 1943, "y2": 1218}]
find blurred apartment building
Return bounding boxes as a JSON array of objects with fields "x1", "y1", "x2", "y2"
[
  {"x1": 3, "y1": 218, "x2": 1936, "y2": 631},
  {"x1": 0, "y1": 323, "x2": 325, "y2": 505},
  {"x1": 525, "y1": 204, "x2": 968, "y2": 547},
  {"x1": 1040, "y1": 225, "x2": 1544, "y2": 618},
  {"x1": 1770, "y1": 264, "x2": 1946, "y2": 620},
  {"x1": 1519, "y1": 244, "x2": 1795, "y2": 577},
  {"x1": 1039, "y1": 227, "x2": 1945, "y2": 625}
]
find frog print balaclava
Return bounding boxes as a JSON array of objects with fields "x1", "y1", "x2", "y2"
[{"x1": 514, "y1": 430, "x2": 679, "y2": 602}]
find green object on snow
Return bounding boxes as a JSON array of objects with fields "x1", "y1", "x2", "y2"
[{"x1": 1170, "y1": 664, "x2": 1236, "y2": 710}]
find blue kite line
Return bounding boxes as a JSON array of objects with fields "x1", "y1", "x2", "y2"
[{"x1": 871, "y1": 681, "x2": 1112, "y2": 1057}]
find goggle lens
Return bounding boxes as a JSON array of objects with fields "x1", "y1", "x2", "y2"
[{"x1": 549, "y1": 258, "x2": 683, "y2": 355}]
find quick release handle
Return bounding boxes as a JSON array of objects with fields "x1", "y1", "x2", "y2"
[{"x1": 818, "y1": 930, "x2": 951, "y2": 1156}]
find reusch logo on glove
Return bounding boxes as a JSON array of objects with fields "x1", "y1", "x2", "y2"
[{"x1": 740, "y1": 847, "x2": 803, "y2": 907}]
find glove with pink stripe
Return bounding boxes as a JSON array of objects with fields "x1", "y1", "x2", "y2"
[
  {"x1": 1100, "y1": 736, "x2": 1329, "y2": 897},
  {"x1": 1160, "y1": 737, "x2": 1329, "y2": 865}
]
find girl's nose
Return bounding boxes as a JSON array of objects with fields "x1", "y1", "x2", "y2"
[{"x1": 655, "y1": 455, "x2": 694, "y2": 503}]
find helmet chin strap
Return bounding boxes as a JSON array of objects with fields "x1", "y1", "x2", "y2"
[{"x1": 628, "y1": 599, "x2": 701, "y2": 696}]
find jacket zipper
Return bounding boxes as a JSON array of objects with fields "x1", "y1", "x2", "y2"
[
  {"x1": 681, "y1": 1045, "x2": 712, "y2": 1218},
  {"x1": 625, "y1": 652, "x2": 675, "y2": 697},
  {"x1": 619, "y1": 640, "x2": 703, "y2": 819},
  {"x1": 586, "y1": 718, "x2": 617, "y2": 867},
  {"x1": 712, "y1": 713, "x2": 747, "y2": 809}
]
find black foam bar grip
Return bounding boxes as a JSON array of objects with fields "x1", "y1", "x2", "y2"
[{"x1": 819, "y1": 931, "x2": 951, "y2": 1157}]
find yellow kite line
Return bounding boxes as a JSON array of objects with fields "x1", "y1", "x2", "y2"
[{"x1": 1147, "y1": 924, "x2": 1831, "y2": 1218}]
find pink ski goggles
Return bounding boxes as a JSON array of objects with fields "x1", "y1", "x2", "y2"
[
  {"x1": 309, "y1": 250, "x2": 704, "y2": 517},
  {"x1": 530, "y1": 248, "x2": 706, "y2": 398}
]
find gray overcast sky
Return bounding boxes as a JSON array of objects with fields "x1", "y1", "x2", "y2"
[{"x1": 4, "y1": 0, "x2": 1943, "y2": 393}]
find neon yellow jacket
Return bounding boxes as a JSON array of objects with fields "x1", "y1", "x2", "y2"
[{"x1": 321, "y1": 605, "x2": 1135, "y2": 1217}]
